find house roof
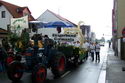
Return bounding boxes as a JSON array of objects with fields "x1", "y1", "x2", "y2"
[
  {"x1": 40, "y1": 9, "x2": 77, "y2": 27},
  {"x1": 0, "y1": 28, "x2": 7, "y2": 33},
  {"x1": 0, "y1": 0, "x2": 35, "y2": 21},
  {"x1": 0, "y1": 28, "x2": 8, "y2": 38}
]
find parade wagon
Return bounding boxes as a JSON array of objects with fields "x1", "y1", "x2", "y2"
[{"x1": 6, "y1": 18, "x2": 86, "y2": 83}]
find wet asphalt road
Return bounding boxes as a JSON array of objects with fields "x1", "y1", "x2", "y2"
[{"x1": 0, "y1": 44, "x2": 108, "y2": 83}]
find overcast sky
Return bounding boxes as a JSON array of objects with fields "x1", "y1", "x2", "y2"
[{"x1": 4, "y1": 0, "x2": 113, "y2": 40}]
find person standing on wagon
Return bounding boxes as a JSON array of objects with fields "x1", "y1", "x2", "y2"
[{"x1": 95, "y1": 42, "x2": 101, "y2": 62}]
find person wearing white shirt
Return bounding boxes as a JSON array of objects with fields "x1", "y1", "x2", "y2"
[
  {"x1": 95, "y1": 42, "x2": 100, "y2": 62},
  {"x1": 90, "y1": 43, "x2": 95, "y2": 61},
  {"x1": 83, "y1": 41, "x2": 90, "y2": 60},
  {"x1": 75, "y1": 41, "x2": 80, "y2": 47}
]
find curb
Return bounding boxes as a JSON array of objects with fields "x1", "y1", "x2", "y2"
[{"x1": 98, "y1": 49, "x2": 107, "y2": 83}]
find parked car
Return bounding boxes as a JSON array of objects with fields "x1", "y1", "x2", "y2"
[{"x1": 100, "y1": 42, "x2": 105, "y2": 46}]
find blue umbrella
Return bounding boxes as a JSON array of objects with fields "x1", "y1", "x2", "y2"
[
  {"x1": 44, "y1": 21, "x2": 74, "y2": 28},
  {"x1": 29, "y1": 21, "x2": 45, "y2": 28}
]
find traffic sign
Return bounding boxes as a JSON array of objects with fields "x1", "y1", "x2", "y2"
[{"x1": 122, "y1": 27, "x2": 125, "y2": 37}]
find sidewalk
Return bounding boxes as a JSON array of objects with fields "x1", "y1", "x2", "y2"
[{"x1": 106, "y1": 48, "x2": 125, "y2": 83}]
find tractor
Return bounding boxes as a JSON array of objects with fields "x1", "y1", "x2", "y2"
[
  {"x1": 6, "y1": 29, "x2": 86, "y2": 83},
  {"x1": 6, "y1": 33, "x2": 66, "y2": 83},
  {"x1": 7, "y1": 46, "x2": 66, "y2": 83},
  {"x1": 6, "y1": 36, "x2": 86, "y2": 83}
]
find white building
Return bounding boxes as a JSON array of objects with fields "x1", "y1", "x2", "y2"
[
  {"x1": 0, "y1": 0, "x2": 35, "y2": 30},
  {"x1": 90, "y1": 32, "x2": 96, "y2": 43},
  {"x1": 36, "y1": 9, "x2": 77, "y2": 38},
  {"x1": 37, "y1": 9, "x2": 77, "y2": 26}
]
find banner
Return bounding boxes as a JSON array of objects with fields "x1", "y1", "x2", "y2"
[
  {"x1": 64, "y1": 28, "x2": 85, "y2": 47},
  {"x1": 52, "y1": 33, "x2": 76, "y2": 42},
  {"x1": 11, "y1": 15, "x2": 28, "y2": 32}
]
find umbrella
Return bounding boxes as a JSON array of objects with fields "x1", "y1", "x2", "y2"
[
  {"x1": 29, "y1": 21, "x2": 45, "y2": 28},
  {"x1": 44, "y1": 21, "x2": 74, "y2": 28}
]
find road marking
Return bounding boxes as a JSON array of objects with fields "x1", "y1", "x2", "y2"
[
  {"x1": 98, "y1": 50, "x2": 107, "y2": 83},
  {"x1": 98, "y1": 71, "x2": 106, "y2": 83},
  {"x1": 61, "y1": 71, "x2": 71, "y2": 78}
]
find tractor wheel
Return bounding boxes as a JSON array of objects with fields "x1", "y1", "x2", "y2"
[
  {"x1": 32, "y1": 64, "x2": 47, "y2": 83},
  {"x1": 6, "y1": 56, "x2": 14, "y2": 65},
  {"x1": 79, "y1": 59, "x2": 83, "y2": 64},
  {"x1": 51, "y1": 52, "x2": 66, "y2": 77},
  {"x1": 7, "y1": 61, "x2": 24, "y2": 82},
  {"x1": 73, "y1": 55, "x2": 79, "y2": 66}
]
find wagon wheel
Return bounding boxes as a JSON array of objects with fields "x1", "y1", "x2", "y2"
[
  {"x1": 32, "y1": 64, "x2": 47, "y2": 83},
  {"x1": 7, "y1": 61, "x2": 24, "y2": 82},
  {"x1": 51, "y1": 52, "x2": 66, "y2": 77},
  {"x1": 73, "y1": 54, "x2": 79, "y2": 66}
]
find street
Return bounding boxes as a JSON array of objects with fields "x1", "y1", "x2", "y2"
[{"x1": 0, "y1": 44, "x2": 108, "y2": 83}]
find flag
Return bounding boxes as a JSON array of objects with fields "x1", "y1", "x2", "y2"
[{"x1": 11, "y1": 15, "x2": 28, "y2": 31}]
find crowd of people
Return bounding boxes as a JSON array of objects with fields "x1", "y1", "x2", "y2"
[
  {"x1": 54, "y1": 39, "x2": 101, "y2": 63},
  {"x1": 61, "y1": 40, "x2": 101, "y2": 63},
  {"x1": 83, "y1": 41, "x2": 101, "y2": 63}
]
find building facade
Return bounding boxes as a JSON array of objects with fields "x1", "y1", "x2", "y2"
[
  {"x1": 36, "y1": 9, "x2": 77, "y2": 38},
  {"x1": 113, "y1": 0, "x2": 125, "y2": 60},
  {"x1": 90, "y1": 32, "x2": 96, "y2": 43},
  {"x1": 80, "y1": 25, "x2": 91, "y2": 41},
  {"x1": 37, "y1": 9, "x2": 77, "y2": 27},
  {"x1": 0, "y1": 4, "x2": 12, "y2": 30},
  {"x1": 0, "y1": 0, "x2": 35, "y2": 30}
]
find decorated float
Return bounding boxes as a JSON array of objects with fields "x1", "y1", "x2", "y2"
[{"x1": 6, "y1": 16, "x2": 87, "y2": 83}]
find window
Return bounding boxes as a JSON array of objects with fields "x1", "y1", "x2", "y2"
[{"x1": 1, "y1": 11, "x2": 6, "y2": 18}]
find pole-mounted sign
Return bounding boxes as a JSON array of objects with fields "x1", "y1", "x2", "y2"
[
  {"x1": 122, "y1": 27, "x2": 125, "y2": 37},
  {"x1": 122, "y1": 27, "x2": 125, "y2": 42}
]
